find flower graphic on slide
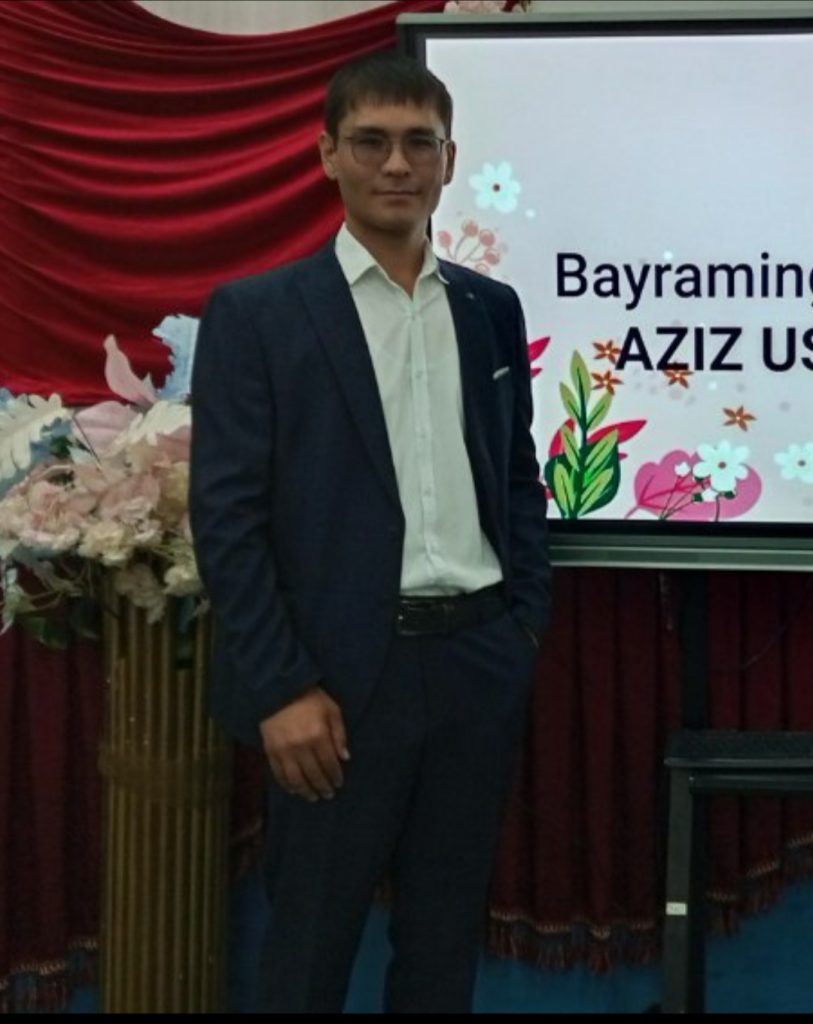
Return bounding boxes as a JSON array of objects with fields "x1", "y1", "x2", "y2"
[
  {"x1": 543, "y1": 351, "x2": 645, "y2": 518},
  {"x1": 468, "y1": 162, "x2": 521, "y2": 213},
  {"x1": 692, "y1": 440, "x2": 750, "y2": 494},
  {"x1": 774, "y1": 442, "x2": 813, "y2": 483},
  {"x1": 627, "y1": 449, "x2": 761, "y2": 521},
  {"x1": 723, "y1": 405, "x2": 756, "y2": 431},
  {"x1": 434, "y1": 220, "x2": 505, "y2": 276}
]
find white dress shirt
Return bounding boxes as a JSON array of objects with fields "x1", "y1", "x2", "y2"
[{"x1": 335, "y1": 224, "x2": 503, "y2": 596}]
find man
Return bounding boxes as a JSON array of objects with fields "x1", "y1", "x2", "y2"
[{"x1": 189, "y1": 52, "x2": 551, "y2": 1014}]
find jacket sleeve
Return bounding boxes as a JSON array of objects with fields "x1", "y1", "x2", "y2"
[
  {"x1": 189, "y1": 284, "x2": 322, "y2": 730},
  {"x1": 505, "y1": 286, "x2": 553, "y2": 639}
]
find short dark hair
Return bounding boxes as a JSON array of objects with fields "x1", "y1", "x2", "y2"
[{"x1": 324, "y1": 52, "x2": 453, "y2": 139}]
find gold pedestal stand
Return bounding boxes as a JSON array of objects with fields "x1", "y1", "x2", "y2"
[{"x1": 98, "y1": 589, "x2": 231, "y2": 1012}]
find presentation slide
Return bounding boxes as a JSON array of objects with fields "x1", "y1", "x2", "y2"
[{"x1": 426, "y1": 27, "x2": 813, "y2": 528}]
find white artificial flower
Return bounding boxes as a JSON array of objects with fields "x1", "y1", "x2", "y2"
[
  {"x1": 113, "y1": 562, "x2": 166, "y2": 622},
  {"x1": 693, "y1": 440, "x2": 750, "y2": 494},
  {"x1": 468, "y1": 161, "x2": 521, "y2": 213},
  {"x1": 774, "y1": 443, "x2": 813, "y2": 484},
  {"x1": 79, "y1": 520, "x2": 133, "y2": 566},
  {"x1": 164, "y1": 562, "x2": 201, "y2": 597}
]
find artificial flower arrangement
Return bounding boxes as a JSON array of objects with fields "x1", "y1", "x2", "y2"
[{"x1": 0, "y1": 317, "x2": 202, "y2": 644}]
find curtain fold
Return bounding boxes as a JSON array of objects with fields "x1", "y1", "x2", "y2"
[
  {"x1": 488, "y1": 568, "x2": 813, "y2": 970},
  {"x1": 0, "y1": 0, "x2": 444, "y2": 402},
  {"x1": 0, "y1": 620, "x2": 104, "y2": 1012}
]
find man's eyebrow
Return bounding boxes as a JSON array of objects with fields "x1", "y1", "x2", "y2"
[{"x1": 352, "y1": 124, "x2": 437, "y2": 134}]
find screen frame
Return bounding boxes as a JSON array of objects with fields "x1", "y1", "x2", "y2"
[{"x1": 398, "y1": 8, "x2": 813, "y2": 570}]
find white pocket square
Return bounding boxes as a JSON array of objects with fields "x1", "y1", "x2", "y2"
[{"x1": 492, "y1": 366, "x2": 510, "y2": 380}]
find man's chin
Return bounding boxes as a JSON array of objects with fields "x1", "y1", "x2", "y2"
[{"x1": 370, "y1": 210, "x2": 426, "y2": 235}]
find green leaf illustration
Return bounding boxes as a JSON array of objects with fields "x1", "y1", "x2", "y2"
[
  {"x1": 545, "y1": 349, "x2": 627, "y2": 519},
  {"x1": 571, "y1": 352, "x2": 591, "y2": 419},
  {"x1": 545, "y1": 456, "x2": 574, "y2": 517},
  {"x1": 584, "y1": 430, "x2": 618, "y2": 477},
  {"x1": 559, "y1": 383, "x2": 581, "y2": 426},
  {"x1": 560, "y1": 424, "x2": 580, "y2": 470},
  {"x1": 580, "y1": 466, "x2": 617, "y2": 515},
  {"x1": 586, "y1": 391, "x2": 612, "y2": 432},
  {"x1": 553, "y1": 461, "x2": 576, "y2": 516}
]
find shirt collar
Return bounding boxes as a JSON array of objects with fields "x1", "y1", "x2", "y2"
[{"x1": 335, "y1": 223, "x2": 449, "y2": 288}]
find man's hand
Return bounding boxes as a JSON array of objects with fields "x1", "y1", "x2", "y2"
[{"x1": 259, "y1": 686, "x2": 350, "y2": 802}]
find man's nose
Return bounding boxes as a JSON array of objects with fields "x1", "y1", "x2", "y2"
[{"x1": 380, "y1": 140, "x2": 412, "y2": 173}]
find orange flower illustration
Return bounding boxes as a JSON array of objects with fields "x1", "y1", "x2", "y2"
[
  {"x1": 592, "y1": 340, "x2": 622, "y2": 363},
  {"x1": 723, "y1": 405, "x2": 756, "y2": 431},
  {"x1": 591, "y1": 370, "x2": 623, "y2": 395},
  {"x1": 663, "y1": 367, "x2": 693, "y2": 388}
]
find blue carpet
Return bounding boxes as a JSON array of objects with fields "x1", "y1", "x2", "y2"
[{"x1": 65, "y1": 872, "x2": 813, "y2": 1012}]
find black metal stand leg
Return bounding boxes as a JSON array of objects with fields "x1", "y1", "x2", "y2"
[
  {"x1": 662, "y1": 768, "x2": 695, "y2": 1013},
  {"x1": 687, "y1": 792, "x2": 707, "y2": 1013}
]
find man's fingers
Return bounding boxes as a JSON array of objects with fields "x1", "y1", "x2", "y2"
[
  {"x1": 297, "y1": 748, "x2": 338, "y2": 800},
  {"x1": 327, "y1": 702, "x2": 351, "y2": 763},
  {"x1": 277, "y1": 758, "x2": 320, "y2": 802},
  {"x1": 314, "y1": 735, "x2": 344, "y2": 790},
  {"x1": 260, "y1": 690, "x2": 350, "y2": 801}
]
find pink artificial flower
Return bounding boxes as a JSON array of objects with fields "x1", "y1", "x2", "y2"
[
  {"x1": 103, "y1": 335, "x2": 157, "y2": 407},
  {"x1": 74, "y1": 401, "x2": 139, "y2": 455}
]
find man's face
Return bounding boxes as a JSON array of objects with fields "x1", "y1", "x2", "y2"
[{"x1": 319, "y1": 100, "x2": 456, "y2": 239}]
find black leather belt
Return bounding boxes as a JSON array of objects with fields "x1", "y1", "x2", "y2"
[{"x1": 395, "y1": 583, "x2": 506, "y2": 636}]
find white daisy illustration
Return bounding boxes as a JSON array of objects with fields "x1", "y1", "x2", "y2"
[
  {"x1": 774, "y1": 443, "x2": 813, "y2": 483},
  {"x1": 468, "y1": 161, "x2": 521, "y2": 213},
  {"x1": 693, "y1": 440, "x2": 750, "y2": 494}
]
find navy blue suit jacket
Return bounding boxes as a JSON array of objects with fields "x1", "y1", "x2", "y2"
[{"x1": 189, "y1": 239, "x2": 552, "y2": 749}]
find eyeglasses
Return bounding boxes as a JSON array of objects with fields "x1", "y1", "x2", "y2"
[{"x1": 339, "y1": 131, "x2": 449, "y2": 168}]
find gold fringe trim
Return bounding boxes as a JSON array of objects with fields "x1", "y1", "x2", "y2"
[{"x1": 0, "y1": 938, "x2": 98, "y2": 1014}]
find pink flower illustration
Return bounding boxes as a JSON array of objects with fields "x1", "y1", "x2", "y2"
[
  {"x1": 435, "y1": 220, "x2": 507, "y2": 276},
  {"x1": 628, "y1": 449, "x2": 762, "y2": 521},
  {"x1": 527, "y1": 336, "x2": 550, "y2": 378}
]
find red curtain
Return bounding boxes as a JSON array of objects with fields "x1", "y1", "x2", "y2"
[
  {"x1": 0, "y1": 0, "x2": 445, "y2": 402},
  {"x1": 0, "y1": 623, "x2": 103, "y2": 1011},
  {"x1": 488, "y1": 568, "x2": 813, "y2": 969}
]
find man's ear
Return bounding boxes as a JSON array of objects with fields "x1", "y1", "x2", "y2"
[
  {"x1": 318, "y1": 131, "x2": 338, "y2": 180},
  {"x1": 443, "y1": 141, "x2": 457, "y2": 186}
]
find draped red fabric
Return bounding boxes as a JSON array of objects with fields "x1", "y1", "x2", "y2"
[
  {"x1": 0, "y1": 0, "x2": 444, "y2": 402},
  {"x1": 0, "y1": 622, "x2": 104, "y2": 1011},
  {"x1": 488, "y1": 568, "x2": 813, "y2": 969}
]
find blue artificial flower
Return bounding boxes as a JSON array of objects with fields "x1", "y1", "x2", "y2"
[{"x1": 152, "y1": 315, "x2": 200, "y2": 401}]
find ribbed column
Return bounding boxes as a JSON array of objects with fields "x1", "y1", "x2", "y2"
[{"x1": 98, "y1": 586, "x2": 231, "y2": 1013}]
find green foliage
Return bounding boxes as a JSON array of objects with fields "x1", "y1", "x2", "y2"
[{"x1": 543, "y1": 352, "x2": 622, "y2": 519}]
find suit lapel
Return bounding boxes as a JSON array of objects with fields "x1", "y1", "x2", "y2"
[
  {"x1": 441, "y1": 264, "x2": 496, "y2": 463},
  {"x1": 440, "y1": 263, "x2": 501, "y2": 532},
  {"x1": 298, "y1": 244, "x2": 401, "y2": 509}
]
